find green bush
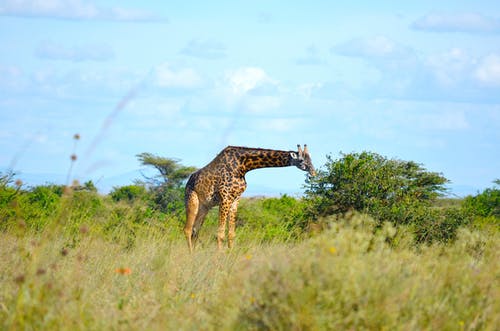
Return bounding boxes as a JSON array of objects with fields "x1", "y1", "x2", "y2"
[
  {"x1": 304, "y1": 152, "x2": 467, "y2": 244},
  {"x1": 149, "y1": 186, "x2": 185, "y2": 216},
  {"x1": 109, "y1": 185, "x2": 147, "y2": 203},
  {"x1": 236, "y1": 195, "x2": 308, "y2": 243},
  {"x1": 306, "y1": 152, "x2": 448, "y2": 219},
  {"x1": 0, "y1": 173, "x2": 21, "y2": 230},
  {"x1": 26, "y1": 185, "x2": 62, "y2": 206},
  {"x1": 0, "y1": 176, "x2": 183, "y2": 242},
  {"x1": 412, "y1": 207, "x2": 470, "y2": 244},
  {"x1": 462, "y1": 180, "x2": 499, "y2": 226},
  {"x1": 63, "y1": 190, "x2": 106, "y2": 230},
  {"x1": 20, "y1": 185, "x2": 64, "y2": 230}
]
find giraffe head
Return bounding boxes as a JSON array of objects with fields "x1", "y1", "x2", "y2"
[{"x1": 291, "y1": 144, "x2": 316, "y2": 176}]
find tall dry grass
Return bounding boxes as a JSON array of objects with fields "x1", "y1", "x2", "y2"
[{"x1": 1, "y1": 213, "x2": 498, "y2": 330}]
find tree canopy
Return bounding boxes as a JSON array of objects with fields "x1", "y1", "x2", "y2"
[
  {"x1": 135, "y1": 152, "x2": 197, "y2": 214},
  {"x1": 305, "y1": 151, "x2": 449, "y2": 223},
  {"x1": 136, "y1": 152, "x2": 197, "y2": 188}
]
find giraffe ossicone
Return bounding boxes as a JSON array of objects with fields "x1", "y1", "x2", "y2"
[{"x1": 184, "y1": 145, "x2": 315, "y2": 252}]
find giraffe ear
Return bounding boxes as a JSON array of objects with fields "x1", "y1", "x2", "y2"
[{"x1": 290, "y1": 152, "x2": 298, "y2": 159}]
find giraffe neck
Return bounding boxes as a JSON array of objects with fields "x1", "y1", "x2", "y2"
[{"x1": 229, "y1": 147, "x2": 292, "y2": 175}]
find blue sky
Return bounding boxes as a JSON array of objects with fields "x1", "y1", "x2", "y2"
[{"x1": 1, "y1": 0, "x2": 499, "y2": 196}]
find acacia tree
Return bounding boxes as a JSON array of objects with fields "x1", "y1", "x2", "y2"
[
  {"x1": 136, "y1": 152, "x2": 197, "y2": 214},
  {"x1": 137, "y1": 152, "x2": 197, "y2": 188},
  {"x1": 305, "y1": 151, "x2": 449, "y2": 224}
]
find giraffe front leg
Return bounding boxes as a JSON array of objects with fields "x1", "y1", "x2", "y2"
[
  {"x1": 227, "y1": 197, "x2": 240, "y2": 249},
  {"x1": 217, "y1": 200, "x2": 231, "y2": 250}
]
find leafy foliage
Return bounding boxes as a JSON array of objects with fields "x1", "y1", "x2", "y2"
[
  {"x1": 149, "y1": 186, "x2": 185, "y2": 216},
  {"x1": 78, "y1": 180, "x2": 98, "y2": 192},
  {"x1": 0, "y1": 172, "x2": 21, "y2": 228},
  {"x1": 109, "y1": 185, "x2": 147, "y2": 203},
  {"x1": 236, "y1": 195, "x2": 308, "y2": 243},
  {"x1": 136, "y1": 152, "x2": 196, "y2": 214},
  {"x1": 305, "y1": 152, "x2": 462, "y2": 243},
  {"x1": 462, "y1": 180, "x2": 500, "y2": 228},
  {"x1": 136, "y1": 152, "x2": 197, "y2": 188},
  {"x1": 411, "y1": 206, "x2": 470, "y2": 244},
  {"x1": 306, "y1": 152, "x2": 448, "y2": 217},
  {"x1": 462, "y1": 180, "x2": 500, "y2": 218},
  {"x1": 0, "y1": 171, "x2": 20, "y2": 205}
]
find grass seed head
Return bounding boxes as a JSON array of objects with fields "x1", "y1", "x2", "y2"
[
  {"x1": 79, "y1": 225, "x2": 89, "y2": 234},
  {"x1": 17, "y1": 219, "x2": 26, "y2": 229},
  {"x1": 14, "y1": 274, "x2": 25, "y2": 284}
]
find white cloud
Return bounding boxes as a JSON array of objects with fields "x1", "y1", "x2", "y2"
[
  {"x1": 2, "y1": 62, "x2": 203, "y2": 99},
  {"x1": 332, "y1": 36, "x2": 414, "y2": 60},
  {"x1": 225, "y1": 67, "x2": 276, "y2": 96},
  {"x1": 153, "y1": 63, "x2": 203, "y2": 89},
  {"x1": 213, "y1": 67, "x2": 282, "y2": 114},
  {"x1": 412, "y1": 12, "x2": 500, "y2": 34},
  {"x1": 35, "y1": 41, "x2": 114, "y2": 62},
  {"x1": 0, "y1": 0, "x2": 165, "y2": 22},
  {"x1": 328, "y1": 37, "x2": 500, "y2": 102},
  {"x1": 8, "y1": 66, "x2": 145, "y2": 98},
  {"x1": 180, "y1": 39, "x2": 226, "y2": 59},
  {"x1": 475, "y1": 54, "x2": 500, "y2": 86},
  {"x1": 425, "y1": 48, "x2": 475, "y2": 87}
]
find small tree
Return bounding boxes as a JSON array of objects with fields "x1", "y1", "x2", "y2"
[
  {"x1": 136, "y1": 152, "x2": 197, "y2": 188},
  {"x1": 305, "y1": 151, "x2": 449, "y2": 225},
  {"x1": 136, "y1": 153, "x2": 197, "y2": 214}
]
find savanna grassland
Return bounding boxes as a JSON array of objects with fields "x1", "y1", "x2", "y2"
[
  {"x1": 0, "y1": 183, "x2": 499, "y2": 331},
  {"x1": 1, "y1": 148, "x2": 500, "y2": 331}
]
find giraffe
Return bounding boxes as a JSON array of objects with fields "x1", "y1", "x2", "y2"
[{"x1": 184, "y1": 144, "x2": 316, "y2": 251}]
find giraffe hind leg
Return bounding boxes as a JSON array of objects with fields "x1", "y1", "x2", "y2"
[
  {"x1": 191, "y1": 206, "x2": 209, "y2": 246},
  {"x1": 184, "y1": 189, "x2": 199, "y2": 253}
]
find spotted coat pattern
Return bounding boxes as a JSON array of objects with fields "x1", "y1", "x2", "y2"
[{"x1": 184, "y1": 145, "x2": 315, "y2": 251}]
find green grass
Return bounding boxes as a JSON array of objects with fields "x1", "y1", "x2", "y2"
[{"x1": 1, "y1": 212, "x2": 498, "y2": 330}]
